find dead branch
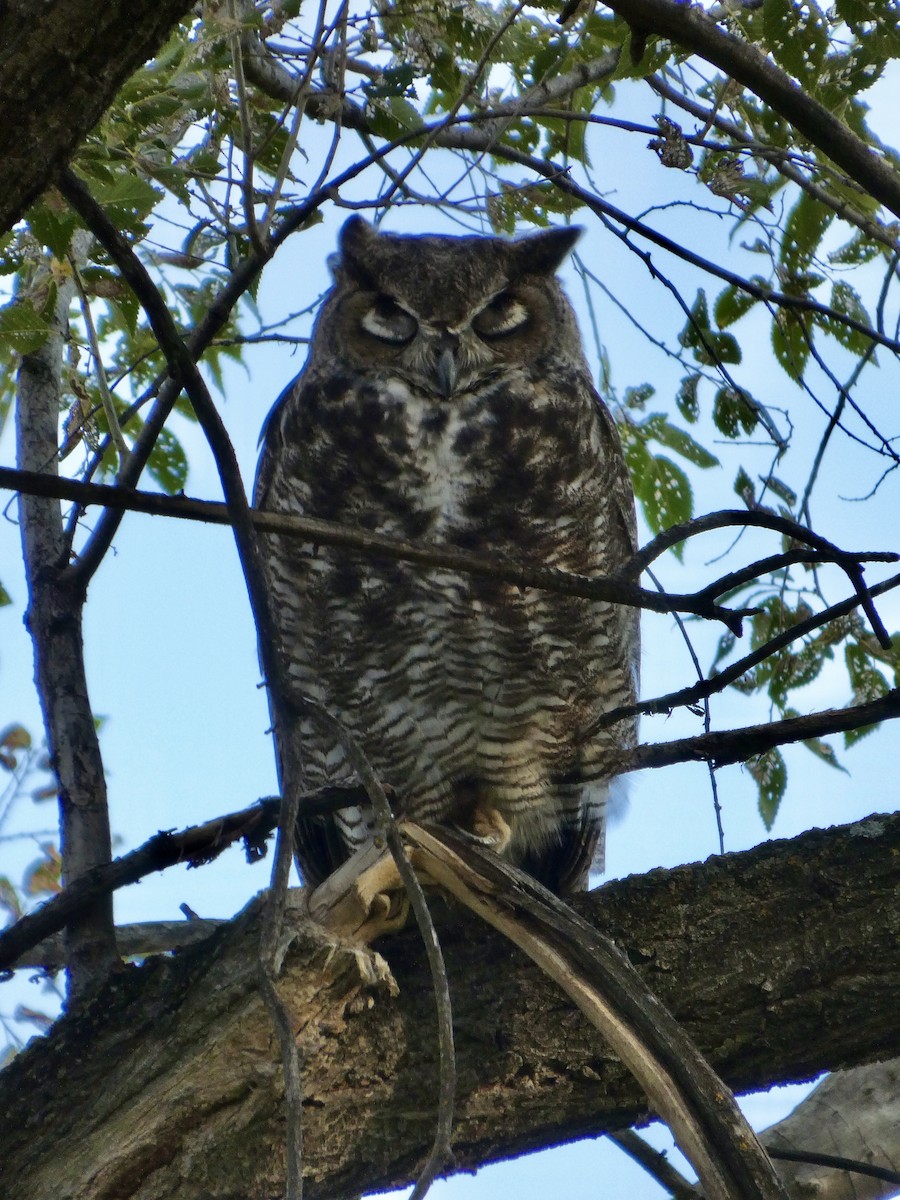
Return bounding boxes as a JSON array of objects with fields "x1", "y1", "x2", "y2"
[{"x1": 399, "y1": 824, "x2": 788, "y2": 1200}]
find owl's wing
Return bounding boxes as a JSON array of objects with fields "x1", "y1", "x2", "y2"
[{"x1": 253, "y1": 374, "x2": 298, "y2": 509}]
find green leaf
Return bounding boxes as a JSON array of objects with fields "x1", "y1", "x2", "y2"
[
  {"x1": 96, "y1": 175, "x2": 162, "y2": 214},
  {"x1": 714, "y1": 388, "x2": 758, "y2": 438},
  {"x1": 818, "y1": 281, "x2": 875, "y2": 356},
  {"x1": 644, "y1": 414, "x2": 719, "y2": 469},
  {"x1": 0, "y1": 302, "x2": 52, "y2": 354},
  {"x1": 771, "y1": 312, "x2": 810, "y2": 382},
  {"x1": 676, "y1": 374, "x2": 700, "y2": 423},
  {"x1": 147, "y1": 426, "x2": 188, "y2": 493},
  {"x1": 28, "y1": 202, "x2": 80, "y2": 259},
  {"x1": 828, "y1": 232, "x2": 881, "y2": 266},
  {"x1": 781, "y1": 191, "x2": 833, "y2": 276},
  {"x1": 367, "y1": 95, "x2": 424, "y2": 141},
  {"x1": 679, "y1": 289, "x2": 742, "y2": 365},
  {"x1": 747, "y1": 746, "x2": 787, "y2": 830},
  {"x1": 623, "y1": 383, "x2": 655, "y2": 411},
  {"x1": 734, "y1": 466, "x2": 755, "y2": 507},
  {"x1": 635, "y1": 454, "x2": 694, "y2": 543},
  {"x1": 844, "y1": 642, "x2": 889, "y2": 745},
  {"x1": 764, "y1": 0, "x2": 828, "y2": 85},
  {"x1": 0, "y1": 580, "x2": 10, "y2": 606},
  {"x1": 765, "y1": 475, "x2": 797, "y2": 507},
  {"x1": 714, "y1": 284, "x2": 759, "y2": 329}
]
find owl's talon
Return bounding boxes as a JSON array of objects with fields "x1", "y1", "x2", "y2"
[{"x1": 457, "y1": 806, "x2": 512, "y2": 854}]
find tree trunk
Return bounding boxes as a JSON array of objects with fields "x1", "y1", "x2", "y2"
[
  {"x1": 1, "y1": 811, "x2": 897, "y2": 1199},
  {"x1": 0, "y1": 0, "x2": 195, "y2": 235}
]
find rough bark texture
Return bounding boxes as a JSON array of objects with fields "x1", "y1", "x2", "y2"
[
  {"x1": 0, "y1": 0, "x2": 195, "y2": 235},
  {"x1": 1, "y1": 813, "x2": 897, "y2": 1200}
]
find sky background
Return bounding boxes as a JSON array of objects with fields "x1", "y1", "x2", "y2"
[{"x1": 1, "y1": 49, "x2": 898, "y2": 1199}]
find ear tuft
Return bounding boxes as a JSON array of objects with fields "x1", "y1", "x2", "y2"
[
  {"x1": 510, "y1": 225, "x2": 583, "y2": 277},
  {"x1": 336, "y1": 216, "x2": 378, "y2": 284}
]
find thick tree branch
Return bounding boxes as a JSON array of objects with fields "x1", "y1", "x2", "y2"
[
  {"x1": 600, "y1": 0, "x2": 900, "y2": 218},
  {"x1": 404, "y1": 825, "x2": 787, "y2": 1200},
  {"x1": 0, "y1": 812, "x2": 896, "y2": 1199},
  {"x1": 0, "y1": 0, "x2": 195, "y2": 234}
]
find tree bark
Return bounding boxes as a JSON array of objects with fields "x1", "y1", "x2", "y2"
[
  {"x1": 1, "y1": 812, "x2": 897, "y2": 1200},
  {"x1": 16, "y1": 250, "x2": 117, "y2": 999},
  {"x1": 0, "y1": 0, "x2": 195, "y2": 235}
]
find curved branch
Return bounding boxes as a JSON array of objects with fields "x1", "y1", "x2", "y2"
[
  {"x1": 601, "y1": 0, "x2": 900, "y2": 218},
  {"x1": 404, "y1": 824, "x2": 789, "y2": 1200}
]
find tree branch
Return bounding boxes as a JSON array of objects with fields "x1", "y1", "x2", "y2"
[
  {"x1": 601, "y1": 0, "x2": 900, "y2": 218},
  {"x1": 622, "y1": 690, "x2": 900, "y2": 773},
  {"x1": 0, "y1": 466, "x2": 812, "y2": 637},
  {"x1": 1, "y1": 812, "x2": 897, "y2": 1199},
  {"x1": 0, "y1": 0, "x2": 195, "y2": 234}
]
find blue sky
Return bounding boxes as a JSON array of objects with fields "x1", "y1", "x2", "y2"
[{"x1": 2, "y1": 57, "x2": 899, "y2": 1197}]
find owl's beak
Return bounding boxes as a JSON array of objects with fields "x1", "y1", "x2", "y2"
[{"x1": 434, "y1": 332, "x2": 460, "y2": 398}]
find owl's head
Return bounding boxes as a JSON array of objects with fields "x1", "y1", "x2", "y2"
[{"x1": 312, "y1": 216, "x2": 586, "y2": 397}]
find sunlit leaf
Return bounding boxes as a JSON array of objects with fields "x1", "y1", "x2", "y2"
[{"x1": 23, "y1": 845, "x2": 62, "y2": 898}]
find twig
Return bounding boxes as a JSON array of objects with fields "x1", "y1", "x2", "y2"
[
  {"x1": 646, "y1": 74, "x2": 900, "y2": 255},
  {"x1": 609, "y1": 1129, "x2": 703, "y2": 1199},
  {"x1": 764, "y1": 1147, "x2": 900, "y2": 1187},
  {"x1": 69, "y1": 255, "x2": 131, "y2": 464},
  {"x1": 302, "y1": 703, "x2": 456, "y2": 1199},
  {"x1": 14, "y1": 918, "x2": 227, "y2": 972},
  {"x1": 584, "y1": 569, "x2": 900, "y2": 737},
  {"x1": 629, "y1": 508, "x2": 895, "y2": 650},
  {"x1": 0, "y1": 799, "x2": 284, "y2": 974},
  {"x1": 621, "y1": 688, "x2": 900, "y2": 773},
  {"x1": 602, "y1": 0, "x2": 900, "y2": 218}
]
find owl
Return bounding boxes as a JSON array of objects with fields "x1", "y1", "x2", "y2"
[{"x1": 254, "y1": 216, "x2": 639, "y2": 896}]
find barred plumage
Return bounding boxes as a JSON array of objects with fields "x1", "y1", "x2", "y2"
[{"x1": 255, "y1": 217, "x2": 639, "y2": 894}]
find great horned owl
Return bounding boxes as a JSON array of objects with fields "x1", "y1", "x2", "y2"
[{"x1": 255, "y1": 216, "x2": 639, "y2": 895}]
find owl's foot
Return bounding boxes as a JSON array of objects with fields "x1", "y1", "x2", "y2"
[
  {"x1": 465, "y1": 806, "x2": 512, "y2": 854},
  {"x1": 308, "y1": 841, "x2": 409, "y2": 942}
]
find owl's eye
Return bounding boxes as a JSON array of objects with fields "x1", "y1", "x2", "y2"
[
  {"x1": 361, "y1": 296, "x2": 418, "y2": 345},
  {"x1": 472, "y1": 292, "x2": 530, "y2": 340}
]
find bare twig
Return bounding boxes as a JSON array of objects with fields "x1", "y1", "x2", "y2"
[
  {"x1": 621, "y1": 688, "x2": 900, "y2": 774},
  {"x1": 302, "y1": 703, "x2": 456, "y2": 1199},
  {"x1": 609, "y1": 1128, "x2": 703, "y2": 1199},
  {"x1": 0, "y1": 798, "x2": 282, "y2": 974},
  {"x1": 13, "y1": 918, "x2": 227, "y2": 973}
]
